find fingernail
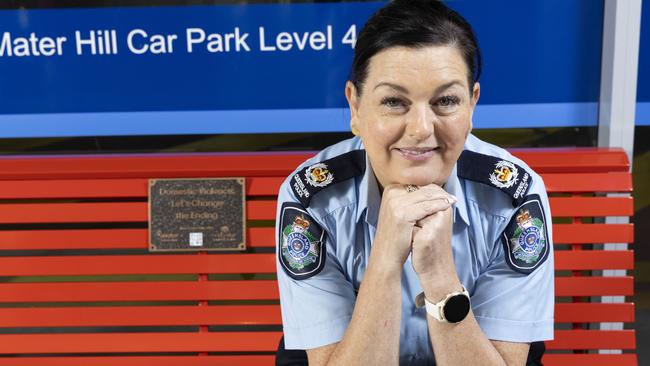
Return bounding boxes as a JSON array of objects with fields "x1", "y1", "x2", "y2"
[{"x1": 448, "y1": 195, "x2": 458, "y2": 203}]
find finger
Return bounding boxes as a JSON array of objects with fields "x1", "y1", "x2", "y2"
[
  {"x1": 412, "y1": 225, "x2": 421, "y2": 235},
  {"x1": 383, "y1": 183, "x2": 457, "y2": 209},
  {"x1": 399, "y1": 191, "x2": 457, "y2": 211},
  {"x1": 416, "y1": 205, "x2": 454, "y2": 227},
  {"x1": 403, "y1": 198, "x2": 454, "y2": 223},
  {"x1": 411, "y1": 225, "x2": 421, "y2": 243},
  {"x1": 403, "y1": 185, "x2": 457, "y2": 205}
]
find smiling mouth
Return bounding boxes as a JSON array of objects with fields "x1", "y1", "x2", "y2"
[
  {"x1": 395, "y1": 147, "x2": 439, "y2": 156},
  {"x1": 393, "y1": 147, "x2": 440, "y2": 161}
]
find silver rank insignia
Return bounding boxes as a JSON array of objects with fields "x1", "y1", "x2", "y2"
[
  {"x1": 305, "y1": 163, "x2": 334, "y2": 188},
  {"x1": 501, "y1": 194, "x2": 550, "y2": 274},
  {"x1": 490, "y1": 160, "x2": 519, "y2": 189},
  {"x1": 278, "y1": 202, "x2": 326, "y2": 280}
]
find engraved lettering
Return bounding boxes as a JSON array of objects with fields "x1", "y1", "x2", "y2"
[{"x1": 513, "y1": 173, "x2": 530, "y2": 199}]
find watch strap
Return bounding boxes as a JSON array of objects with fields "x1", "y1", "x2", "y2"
[{"x1": 416, "y1": 286, "x2": 470, "y2": 322}]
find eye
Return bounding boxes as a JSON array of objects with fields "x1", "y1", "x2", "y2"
[
  {"x1": 381, "y1": 96, "x2": 408, "y2": 109},
  {"x1": 435, "y1": 95, "x2": 461, "y2": 108}
]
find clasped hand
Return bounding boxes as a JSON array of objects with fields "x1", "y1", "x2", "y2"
[{"x1": 372, "y1": 184, "x2": 457, "y2": 277}]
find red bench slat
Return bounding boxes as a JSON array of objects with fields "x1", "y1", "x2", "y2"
[
  {"x1": 0, "y1": 302, "x2": 633, "y2": 328},
  {"x1": 0, "y1": 278, "x2": 629, "y2": 301},
  {"x1": 555, "y1": 277, "x2": 633, "y2": 296},
  {"x1": 553, "y1": 223, "x2": 634, "y2": 244},
  {"x1": 0, "y1": 356, "x2": 276, "y2": 366},
  {"x1": 0, "y1": 177, "x2": 285, "y2": 199},
  {"x1": 0, "y1": 224, "x2": 633, "y2": 250},
  {"x1": 0, "y1": 281, "x2": 279, "y2": 302},
  {"x1": 546, "y1": 330, "x2": 636, "y2": 350},
  {"x1": 0, "y1": 254, "x2": 277, "y2": 276},
  {"x1": 543, "y1": 354, "x2": 637, "y2": 366},
  {"x1": 554, "y1": 303, "x2": 635, "y2": 323},
  {"x1": 511, "y1": 148, "x2": 629, "y2": 173},
  {"x1": 0, "y1": 197, "x2": 633, "y2": 224},
  {"x1": 554, "y1": 250, "x2": 633, "y2": 270},
  {"x1": 0, "y1": 173, "x2": 632, "y2": 200},
  {"x1": 0, "y1": 332, "x2": 283, "y2": 353},
  {"x1": 0, "y1": 227, "x2": 275, "y2": 250},
  {"x1": 542, "y1": 172, "x2": 632, "y2": 192},
  {"x1": 0, "y1": 250, "x2": 629, "y2": 276},
  {"x1": 0, "y1": 305, "x2": 281, "y2": 327},
  {"x1": 555, "y1": 303, "x2": 635, "y2": 323},
  {"x1": 0, "y1": 153, "x2": 313, "y2": 180},
  {"x1": 0, "y1": 202, "x2": 146, "y2": 223},
  {"x1": 0, "y1": 148, "x2": 629, "y2": 179},
  {"x1": 0, "y1": 201, "x2": 276, "y2": 223},
  {"x1": 548, "y1": 197, "x2": 634, "y2": 217}
]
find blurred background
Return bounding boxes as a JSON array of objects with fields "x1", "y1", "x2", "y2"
[{"x1": 0, "y1": 0, "x2": 647, "y2": 362}]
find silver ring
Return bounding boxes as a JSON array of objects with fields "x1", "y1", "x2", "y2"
[{"x1": 405, "y1": 184, "x2": 419, "y2": 193}]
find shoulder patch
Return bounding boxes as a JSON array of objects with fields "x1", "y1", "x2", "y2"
[
  {"x1": 458, "y1": 150, "x2": 532, "y2": 207},
  {"x1": 500, "y1": 194, "x2": 550, "y2": 274},
  {"x1": 278, "y1": 202, "x2": 327, "y2": 280},
  {"x1": 290, "y1": 150, "x2": 365, "y2": 207}
]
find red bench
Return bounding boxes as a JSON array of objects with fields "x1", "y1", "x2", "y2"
[{"x1": 0, "y1": 148, "x2": 635, "y2": 365}]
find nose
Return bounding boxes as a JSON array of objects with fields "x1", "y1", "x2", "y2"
[{"x1": 405, "y1": 103, "x2": 434, "y2": 140}]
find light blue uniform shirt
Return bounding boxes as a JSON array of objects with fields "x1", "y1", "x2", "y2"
[{"x1": 276, "y1": 134, "x2": 554, "y2": 365}]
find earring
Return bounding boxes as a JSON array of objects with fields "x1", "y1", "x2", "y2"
[{"x1": 351, "y1": 126, "x2": 360, "y2": 135}]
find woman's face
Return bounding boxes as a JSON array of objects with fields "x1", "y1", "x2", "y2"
[{"x1": 346, "y1": 46, "x2": 480, "y2": 188}]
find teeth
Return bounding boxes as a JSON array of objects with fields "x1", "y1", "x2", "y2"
[{"x1": 399, "y1": 149, "x2": 430, "y2": 155}]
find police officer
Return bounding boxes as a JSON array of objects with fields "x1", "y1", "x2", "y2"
[{"x1": 275, "y1": 1, "x2": 554, "y2": 365}]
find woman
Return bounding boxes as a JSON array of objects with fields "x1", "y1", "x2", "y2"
[{"x1": 275, "y1": 1, "x2": 554, "y2": 365}]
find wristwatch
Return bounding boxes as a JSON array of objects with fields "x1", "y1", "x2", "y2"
[{"x1": 415, "y1": 286, "x2": 470, "y2": 323}]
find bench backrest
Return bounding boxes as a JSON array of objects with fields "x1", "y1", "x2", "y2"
[{"x1": 0, "y1": 148, "x2": 635, "y2": 366}]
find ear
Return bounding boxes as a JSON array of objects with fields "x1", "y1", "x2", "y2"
[
  {"x1": 468, "y1": 82, "x2": 481, "y2": 134},
  {"x1": 471, "y1": 82, "x2": 481, "y2": 106},
  {"x1": 345, "y1": 81, "x2": 361, "y2": 135}
]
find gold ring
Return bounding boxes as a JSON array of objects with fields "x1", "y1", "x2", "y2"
[{"x1": 405, "y1": 184, "x2": 419, "y2": 193}]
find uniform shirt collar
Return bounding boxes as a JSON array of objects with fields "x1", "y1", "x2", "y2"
[
  {"x1": 356, "y1": 153, "x2": 468, "y2": 227},
  {"x1": 356, "y1": 151, "x2": 381, "y2": 227},
  {"x1": 444, "y1": 163, "x2": 470, "y2": 226}
]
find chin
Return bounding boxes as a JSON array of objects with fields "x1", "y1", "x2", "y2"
[
  {"x1": 391, "y1": 152, "x2": 455, "y2": 186},
  {"x1": 398, "y1": 170, "x2": 445, "y2": 187}
]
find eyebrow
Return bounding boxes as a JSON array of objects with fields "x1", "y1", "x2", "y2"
[
  {"x1": 373, "y1": 80, "x2": 465, "y2": 95},
  {"x1": 373, "y1": 82, "x2": 409, "y2": 94}
]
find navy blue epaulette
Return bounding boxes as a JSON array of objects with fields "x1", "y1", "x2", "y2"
[
  {"x1": 290, "y1": 150, "x2": 365, "y2": 207},
  {"x1": 457, "y1": 150, "x2": 533, "y2": 207}
]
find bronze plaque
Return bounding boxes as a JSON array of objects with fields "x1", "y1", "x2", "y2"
[{"x1": 148, "y1": 178, "x2": 246, "y2": 251}]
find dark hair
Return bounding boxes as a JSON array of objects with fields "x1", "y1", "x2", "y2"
[{"x1": 349, "y1": 0, "x2": 482, "y2": 95}]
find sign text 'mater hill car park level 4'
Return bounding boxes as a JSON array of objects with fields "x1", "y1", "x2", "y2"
[{"x1": 0, "y1": 26, "x2": 358, "y2": 57}]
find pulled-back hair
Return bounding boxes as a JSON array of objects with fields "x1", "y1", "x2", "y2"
[{"x1": 349, "y1": 0, "x2": 482, "y2": 95}]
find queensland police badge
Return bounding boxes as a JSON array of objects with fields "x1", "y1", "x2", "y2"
[
  {"x1": 278, "y1": 202, "x2": 326, "y2": 280},
  {"x1": 501, "y1": 194, "x2": 550, "y2": 274}
]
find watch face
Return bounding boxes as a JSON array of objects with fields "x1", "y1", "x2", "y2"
[{"x1": 443, "y1": 294, "x2": 470, "y2": 323}]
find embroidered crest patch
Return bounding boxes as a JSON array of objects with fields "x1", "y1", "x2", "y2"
[
  {"x1": 501, "y1": 194, "x2": 549, "y2": 274},
  {"x1": 278, "y1": 202, "x2": 326, "y2": 280},
  {"x1": 489, "y1": 160, "x2": 519, "y2": 189},
  {"x1": 305, "y1": 163, "x2": 334, "y2": 188}
]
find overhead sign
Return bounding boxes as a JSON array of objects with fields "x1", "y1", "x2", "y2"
[{"x1": 0, "y1": 1, "x2": 604, "y2": 137}]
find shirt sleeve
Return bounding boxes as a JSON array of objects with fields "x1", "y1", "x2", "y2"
[
  {"x1": 470, "y1": 174, "x2": 555, "y2": 342},
  {"x1": 275, "y1": 180, "x2": 356, "y2": 350}
]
